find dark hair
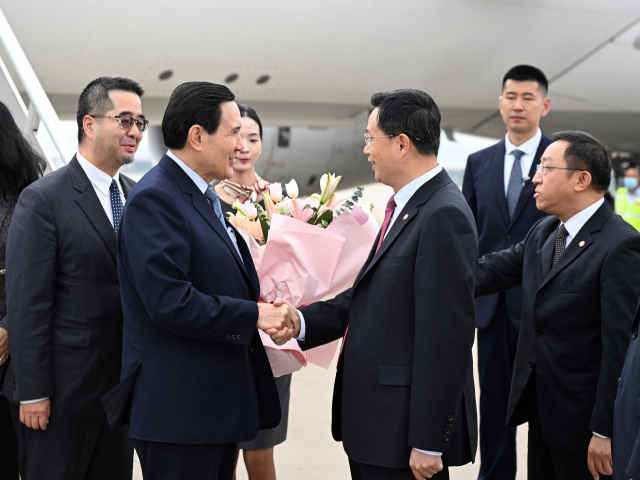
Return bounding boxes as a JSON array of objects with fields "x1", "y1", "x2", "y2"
[
  {"x1": 553, "y1": 131, "x2": 611, "y2": 193},
  {"x1": 238, "y1": 104, "x2": 263, "y2": 140},
  {"x1": 502, "y1": 65, "x2": 548, "y2": 97},
  {"x1": 0, "y1": 101, "x2": 46, "y2": 198},
  {"x1": 370, "y1": 89, "x2": 441, "y2": 157},
  {"x1": 76, "y1": 76, "x2": 145, "y2": 144},
  {"x1": 162, "y1": 82, "x2": 236, "y2": 150}
]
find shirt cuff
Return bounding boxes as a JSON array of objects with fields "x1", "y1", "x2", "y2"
[
  {"x1": 593, "y1": 432, "x2": 608, "y2": 439},
  {"x1": 294, "y1": 309, "x2": 306, "y2": 342},
  {"x1": 415, "y1": 448, "x2": 442, "y2": 456},
  {"x1": 21, "y1": 397, "x2": 49, "y2": 404}
]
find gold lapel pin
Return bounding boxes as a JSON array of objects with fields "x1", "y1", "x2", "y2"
[
  {"x1": 403, "y1": 214, "x2": 409, "y2": 221},
  {"x1": 579, "y1": 241, "x2": 585, "y2": 247}
]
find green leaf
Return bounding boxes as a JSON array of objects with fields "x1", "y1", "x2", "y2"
[
  {"x1": 260, "y1": 217, "x2": 270, "y2": 243},
  {"x1": 356, "y1": 191, "x2": 363, "y2": 198},
  {"x1": 316, "y1": 209, "x2": 334, "y2": 226}
]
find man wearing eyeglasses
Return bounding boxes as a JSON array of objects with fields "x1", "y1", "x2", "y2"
[
  {"x1": 3, "y1": 76, "x2": 145, "y2": 479},
  {"x1": 475, "y1": 131, "x2": 640, "y2": 480}
]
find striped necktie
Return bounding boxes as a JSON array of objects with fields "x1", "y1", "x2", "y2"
[{"x1": 204, "y1": 185, "x2": 242, "y2": 259}]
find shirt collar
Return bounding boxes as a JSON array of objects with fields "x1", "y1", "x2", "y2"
[
  {"x1": 76, "y1": 151, "x2": 120, "y2": 195},
  {"x1": 166, "y1": 150, "x2": 209, "y2": 194},
  {"x1": 562, "y1": 198, "x2": 605, "y2": 238},
  {"x1": 505, "y1": 128, "x2": 542, "y2": 158},
  {"x1": 394, "y1": 165, "x2": 443, "y2": 211}
]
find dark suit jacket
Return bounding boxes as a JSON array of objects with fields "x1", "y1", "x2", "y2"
[
  {"x1": 102, "y1": 155, "x2": 280, "y2": 444},
  {"x1": 463, "y1": 135, "x2": 552, "y2": 330},
  {"x1": 299, "y1": 169, "x2": 478, "y2": 469},
  {"x1": 476, "y1": 202, "x2": 640, "y2": 454},
  {"x1": 613, "y1": 303, "x2": 640, "y2": 480},
  {"x1": 3, "y1": 157, "x2": 134, "y2": 417}
]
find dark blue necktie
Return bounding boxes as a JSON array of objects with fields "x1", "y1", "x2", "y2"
[{"x1": 110, "y1": 179, "x2": 124, "y2": 235}]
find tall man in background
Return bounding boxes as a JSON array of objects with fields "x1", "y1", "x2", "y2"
[
  {"x1": 462, "y1": 65, "x2": 552, "y2": 480},
  {"x1": 4, "y1": 77, "x2": 144, "y2": 479}
]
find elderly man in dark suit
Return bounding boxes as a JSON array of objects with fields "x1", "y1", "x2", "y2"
[
  {"x1": 475, "y1": 131, "x2": 640, "y2": 480},
  {"x1": 102, "y1": 82, "x2": 296, "y2": 480},
  {"x1": 462, "y1": 65, "x2": 552, "y2": 480},
  {"x1": 295, "y1": 89, "x2": 478, "y2": 480},
  {"x1": 4, "y1": 77, "x2": 146, "y2": 479}
]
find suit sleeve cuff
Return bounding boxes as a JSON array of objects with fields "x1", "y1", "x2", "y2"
[
  {"x1": 21, "y1": 397, "x2": 49, "y2": 404},
  {"x1": 414, "y1": 448, "x2": 442, "y2": 456},
  {"x1": 294, "y1": 309, "x2": 306, "y2": 342}
]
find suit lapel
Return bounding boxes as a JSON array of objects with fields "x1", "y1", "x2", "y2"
[
  {"x1": 119, "y1": 175, "x2": 134, "y2": 199},
  {"x1": 353, "y1": 169, "x2": 451, "y2": 289},
  {"x1": 69, "y1": 157, "x2": 117, "y2": 262},
  {"x1": 159, "y1": 156, "x2": 249, "y2": 280},
  {"x1": 509, "y1": 136, "x2": 547, "y2": 227},
  {"x1": 540, "y1": 223, "x2": 557, "y2": 280},
  {"x1": 541, "y1": 203, "x2": 611, "y2": 287},
  {"x1": 490, "y1": 141, "x2": 510, "y2": 226}
]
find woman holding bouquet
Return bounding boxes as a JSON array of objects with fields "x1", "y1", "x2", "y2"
[{"x1": 220, "y1": 105, "x2": 292, "y2": 480}]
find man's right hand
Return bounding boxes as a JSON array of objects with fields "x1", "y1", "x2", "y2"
[
  {"x1": 20, "y1": 398, "x2": 51, "y2": 430},
  {"x1": 257, "y1": 298, "x2": 300, "y2": 345}
]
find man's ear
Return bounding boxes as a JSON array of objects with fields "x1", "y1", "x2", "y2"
[
  {"x1": 541, "y1": 97, "x2": 551, "y2": 118},
  {"x1": 188, "y1": 125, "x2": 204, "y2": 152},
  {"x1": 398, "y1": 133, "x2": 411, "y2": 157},
  {"x1": 82, "y1": 115, "x2": 97, "y2": 142},
  {"x1": 574, "y1": 170, "x2": 593, "y2": 193}
]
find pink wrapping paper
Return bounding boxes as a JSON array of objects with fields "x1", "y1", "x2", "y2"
[{"x1": 250, "y1": 207, "x2": 378, "y2": 371}]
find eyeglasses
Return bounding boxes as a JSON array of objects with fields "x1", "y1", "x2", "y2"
[
  {"x1": 90, "y1": 115, "x2": 149, "y2": 132},
  {"x1": 536, "y1": 164, "x2": 582, "y2": 175},
  {"x1": 364, "y1": 134, "x2": 397, "y2": 146}
]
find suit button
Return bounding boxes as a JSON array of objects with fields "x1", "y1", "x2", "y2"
[
  {"x1": 249, "y1": 346, "x2": 254, "y2": 352},
  {"x1": 237, "y1": 335, "x2": 242, "y2": 341},
  {"x1": 506, "y1": 233, "x2": 513, "y2": 239},
  {"x1": 444, "y1": 428, "x2": 451, "y2": 435},
  {"x1": 447, "y1": 422, "x2": 453, "y2": 428},
  {"x1": 226, "y1": 334, "x2": 231, "y2": 340},
  {"x1": 443, "y1": 435, "x2": 449, "y2": 442},
  {"x1": 633, "y1": 331, "x2": 638, "y2": 339},
  {"x1": 447, "y1": 414, "x2": 453, "y2": 421},
  {"x1": 528, "y1": 361, "x2": 533, "y2": 368},
  {"x1": 535, "y1": 328, "x2": 541, "y2": 336},
  {"x1": 231, "y1": 335, "x2": 236, "y2": 341}
]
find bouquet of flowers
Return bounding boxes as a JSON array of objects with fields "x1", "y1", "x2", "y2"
[{"x1": 228, "y1": 174, "x2": 379, "y2": 376}]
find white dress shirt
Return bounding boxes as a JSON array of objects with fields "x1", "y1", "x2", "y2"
[
  {"x1": 503, "y1": 129, "x2": 542, "y2": 195},
  {"x1": 557, "y1": 196, "x2": 607, "y2": 439},
  {"x1": 21, "y1": 152, "x2": 126, "y2": 405},
  {"x1": 298, "y1": 165, "x2": 444, "y2": 456}
]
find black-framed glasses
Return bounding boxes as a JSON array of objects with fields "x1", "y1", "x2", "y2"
[
  {"x1": 536, "y1": 164, "x2": 582, "y2": 175},
  {"x1": 364, "y1": 132, "x2": 420, "y2": 146},
  {"x1": 90, "y1": 115, "x2": 149, "y2": 132}
]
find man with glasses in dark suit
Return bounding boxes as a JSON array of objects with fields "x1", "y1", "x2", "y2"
[
  {"x1": 475, "y1": 131, "x2": 640, "y2": 480},
  {"x1": 4, "y1": 77, "x2": 146, "y2": 479},
  {"x1": 462, "y1": 65, "x2": 552, "y2": 480}
]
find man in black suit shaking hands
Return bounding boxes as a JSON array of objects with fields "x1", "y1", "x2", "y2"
[
  {"x1": 296, "y1": 89, "x2": 478, "y2": 480},
  {"x1": 476, "y1": 131, "x2": 640, "y2": 480}
]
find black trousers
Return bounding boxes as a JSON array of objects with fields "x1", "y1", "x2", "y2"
[
  {"x1": 527, "y1": 378, "x2": 611, "y2": 480},
  {"x1": 133, "y1": 438, "x2": 237, "y2": 480},
  {"x1": 477, "y1": 294, "x2": 518, "y2": 480},
  {"x1": 9, "y1": 402, "x2": 133, "y2": 480},
  {"x1": 0, "y1": 396, "x2": 18, "y2": 480},
  {"x1": 349, "y1": 458, "x2": 449, "y2": 480}
]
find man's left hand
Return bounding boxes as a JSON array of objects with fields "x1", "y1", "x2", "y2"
[
  {"x1": 409, "y1": 449, "x2": 443, "y2": 479},
  {"x1": 587, "y1": 435, "x2": 612, "y2": 479}
]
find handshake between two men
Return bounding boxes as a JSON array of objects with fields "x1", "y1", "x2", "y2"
[{"x1": 256, "y1": 298, "x2": 300, "y2": 346}]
